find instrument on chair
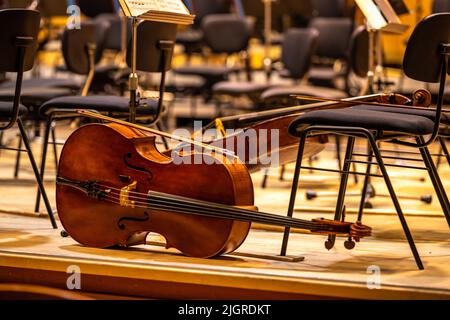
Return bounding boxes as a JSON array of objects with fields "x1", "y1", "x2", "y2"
[
  {"x1": 56, "y1": 114, "x2": 371, "y2": 258},
  {"x1": 191, "y1": 92, "x2": 430, "y2": 173}
]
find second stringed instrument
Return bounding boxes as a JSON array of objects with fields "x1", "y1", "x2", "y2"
[{"x1": 56, "y1": 113, "x2": 371, "y2": 258}]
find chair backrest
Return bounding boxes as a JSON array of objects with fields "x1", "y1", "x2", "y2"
[
  {"x1": 126, "y1": 20, "x2": 177, "y2": 73},
  {"x1": 311, "y1": 0, "x2": 346, "y2": 17},
  {"x1": 191, "y1": 0, "x2": 230, "y2": 24},
  {"x1": 0, "y1": 8, "x2": 40, "y2": 72},
  {"x1": 281, "y1": 28, "x2": 319, "y2": 80},
  {"x1": 309, "y1": 17, "x2": 353, "y2": 60},
  {"x1": 348, "y1": 26, "x2": 369, "y2": 78},
  {"x1": 62, "y1": 22, "x2": 97, "y2": 75},
  {"x1": 94, "y1": 13, "x2": 130, "y2": 52},
  {"x1": 433, "y1": 0, "x2": 450, "y2": 13},
  {"x1": 4, "y1": 0, "x2": 31, "y2": 8},
  {"x1": 0, "y1": 8, "x2": 40, "y2": 129},
  {"x1": 37, "y1": 0, "x2": 68, "y2": 17},
  {"x1": 201, "y1": 14, "x2": 250, "y2": 54},
  {"x1": 403, "y1": 13, "x2": 450, "y2": 83},
  {"x1": 76, "y1": 0, "x2": 117, "y2": 18}
]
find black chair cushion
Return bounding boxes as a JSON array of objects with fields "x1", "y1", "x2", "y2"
[
  {"x1": 176, "y1": 29, "x2": 204, "y2": 45},
  {"x1": 289, "y1": 108, "x2": 435, "y2": 137},
  {"x1": 0, "y1": 87, "x2": 72, "y2": 107},
  {"x1": 213, "y1": 81, "x2": 271, "y2": 95},
  {"x1": 40, "y1": 95, "x2": 158, "y2": 116},
  {"x1": 173, "y1": 65, "x2": 240, "y2": 78},
  {"x1": 353, "y1": 104, "x2": 450, "y2": 125},
  {"x1": 0, "y1": 101, "x2": 27, "y2": 119},
  {"x1": 0, "y1": 78, "x2": 82, "y2": 90}
]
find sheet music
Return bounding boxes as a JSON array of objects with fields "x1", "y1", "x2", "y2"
[{"x1": 126, "y1": 0, "x2": 189, "y2": 17}]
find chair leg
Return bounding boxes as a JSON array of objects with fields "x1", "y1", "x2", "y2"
[
  {"x1": 34, "y1": 117, "x2": 52, "y2": 213},
  {"x1": 156, "y1": 122, "x2": 169, "y2": 150},
  {"x1": 51, "y1": 124, "x2": 58, "y2": 170},
  {"x1": 335, "y1": 135, "x2": 342, "y2": 169},
  {"x1": 357, "y1": 150, "x2": 374, "y2": 222},
  {"x1": 261, "y1": 169, "x2": 269, "y2": 189},
  {"x1": 368, "y1": 135, "x2": 423, "y2": 270},
  {"x1": 417, "y1": 137, "x2": 450, "y2": 228},
  {"x1": 17, "y1": 118, "x2": 57, "y2": 229},
  {"x1": 13, "y1": 134, "x2": 22, "y2": 178},
  {"x1": 280, "y1": 133, "x2": 307, "y2": 256},
  {"x1": 325, "y1": 136, "x2": 355, "y2": 250},
  {"x1": 279, "y1": 165, "x2": 286, "y2": 181}
]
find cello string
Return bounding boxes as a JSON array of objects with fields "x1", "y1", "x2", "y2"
[
  {"x1": 92, "y1": 187, "x2": 330, "y2": 231},
  {"x1": 92, "y1": 185, "x2": 329, "y2": 231},
  {"x1": 93, "y1": 186, "x2": 321, "y2": 229},
  {"x1": 95, "y1": 193, "x2": 326, "y2": 231}
]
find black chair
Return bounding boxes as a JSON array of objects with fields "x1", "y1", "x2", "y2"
[
  {"x1": 283, "y1": 13, "x2": 450, "y2": 270},
  {"x1": 307, "y1": 17, "x2": 353, "y2": 88},
  {"x1": 0, "y1": 19, "x2": 113, "y2": 121},
  {"x1": 172, "y1": 14, "x2": 247, "y2": 102},
  {"x1": 34, "y1": 20, "x2": 177, "y2": 212},
  {"x1": 176, "y1": 0, "x2": 231, "y2": 61},
  {"x1": 261, "y1": 28, "x2": 347, "y2": 108},
  {"x1": 310, "y1": 0, "x2": 346, "y2": 18},
  {"x1": 76, "y1": 0, "x2": 117, "y2": 17},
  {"x1": 0, "y1": 8, "x2": 56, "y2": 228},
  {"x1": 433, "y1": 0, "x2": 450, "y2": 13}
]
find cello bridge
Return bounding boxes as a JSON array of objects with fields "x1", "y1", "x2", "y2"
[{"x1": 120, "y1": 181, "x2": 137, "y2": 208}]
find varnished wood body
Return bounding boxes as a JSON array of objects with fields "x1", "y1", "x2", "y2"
[
  {"x1": 57, "y1": 123, "x2": 255, "y2": 258},
  {"x1": 211, "y1": 115, "x2": 327, "y2": 173}
]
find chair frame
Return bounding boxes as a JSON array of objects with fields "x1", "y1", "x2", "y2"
[
  {"x1": 0, "y1": 8, "x2": 57, "y2": 228},
  {"x1": 281, "y1": 31, "x2": 450, "y2": 270}
]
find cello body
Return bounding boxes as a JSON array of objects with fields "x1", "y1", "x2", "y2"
[{"x1": 56, "y1": 123, "x2": 254, "y2": 258}]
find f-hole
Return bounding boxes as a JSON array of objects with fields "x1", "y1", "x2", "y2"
[{"x1": 123, "y1": 153, "x2": 153, "y2": 180}]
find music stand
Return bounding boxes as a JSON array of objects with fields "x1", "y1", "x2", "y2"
[
  {"x1": 355, "y1": 0, "x2": 409, "y2": 93},
  {"x1": 118, "y1": 0, "x2": 194, "y2": 123}
]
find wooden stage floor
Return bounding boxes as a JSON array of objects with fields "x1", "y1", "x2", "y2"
[{"x1": 0, "y1": 129, "x2": 449, "y2": 299}]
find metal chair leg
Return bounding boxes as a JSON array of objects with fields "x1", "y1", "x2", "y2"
[
  {"x1": 417, "y1": 137, "x2": 450, "y2": 228},
  {"x1": 261, "y1": 169, "x2": 269, "y2": 189},
  {"x1": 17, "y1": 118, "x2": 57, "y2": 229},
  {"x1": 357, "y1": 150, "x2": 374, "y2": 222},
  {"x1": 368, "y1": 134, "x2": 423, "y2": 270},
  {"x1": 280, "y1": 133, "x2": 307, "y2": 256},
  {"x1": 326, "y1": 136, "x2": 356, "y2": 250},
  {"x1": 279, "y1": 165, "x2": 286, "y2": 181},
  {"x1": 156, "y1": 122, "x2": 169, "y2": 150},
  {"x1": 35, "y1": 117, "x2": 52, "y2": 213},
  {"x1": 335, "y1": 135, "x2": 342, "y2": 169},
  {"x1": 13, "y1": 134, "x2": 22, "y2": 178}
]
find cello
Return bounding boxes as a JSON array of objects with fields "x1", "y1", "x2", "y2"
[
  {"x1": 187, "y1": 90, "x2": 433, "y2": 173},
  {"x1": 56, "y1": 112, "x2": 371, "y2": 258}
]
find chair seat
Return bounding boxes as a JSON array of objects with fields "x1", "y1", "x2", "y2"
[
  {"x1": 0, "y1": 78, "x2": 82, "y2": 90},
  {"x1": 0, "y1": 87, "x2": 72, "y2": 107},
  {"x1": 40, "y1": 95, "x2": 158, "y2": 116},
  {"x1": 289, "y1": 108, "x2": 435, "y2": 137},
  {"x1": 308, "y1": 67, "x2": 344, "y2": 88},
  {"x1": 213, "y1": 81, "x2": 272, "y2": 95},
  {"x1": 176, "y1": 29, "x2": 204, "y2": 44},
  {"x1": 353, "y1": 104, "x2": 450, "y2": 125},
  {"x1": 261, "y1": 85, "x2": 347, "y2": 104},
  {"x1": 173, "y1": 65, "x2": 240, "y2": 78},
  {"x1": 0, "y1": 101, "x2": 27, "y2": 119}
]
